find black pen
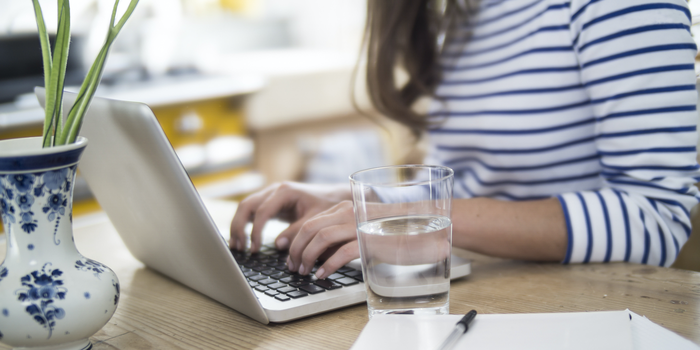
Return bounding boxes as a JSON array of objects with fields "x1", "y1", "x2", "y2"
[{"x1": 436, "y1": 310, "x2": 477, "y2": 350}]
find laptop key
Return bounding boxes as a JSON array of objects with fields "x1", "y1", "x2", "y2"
[
  {"x1": 344, "y1": 270, "x2": 363, "y2": 278},
  {"x1": 287, "y1": 291, "x2": 309, "y2": 299},
  {"x1": 289, "y1": 281, "x2": 311, "y2": 288},
  {"x1": 314, "y1": 279, "x2": 342, "y2": 290},
  {"x1": 278, "y1": 286, "x2": 297, "y2": 294},
  {"x1": 264, "y1": 289, "x2": 280, "y2": 296},
  {"x1": 261, "y1": 269, "x2": 278, "y2": 276},
  {"x1": 353, "y1": 274, "x2": 364, "y2": 282},
  {"x1": 270, "y1": 272, "x2": 289, "y2": 280},
  {"x1": 248, "y1": 281, "x2": 259, "y2": 287},
  {"x1": 281, "y1": 275, "x2": 315, "y2": 283},
  {"x1": 258, "y1": 278, "x2": 277, "y2": 286},
  {"x1": 280, "y1": 276, "x2": 295, "y2": 284},
  {"x1": 243, "y1": 271, "x2": 259, "y2": 277},
  {"x1": 327, "y1": 273, "x2": 345, "y2": 280},
  {"x1": 268, "y1": 283, "x2": 287, "y2": 290},
  {"x1": 275, "y1": 294, "x2": 291, "y2": 301},
  {"x1": 249, "y1": 275, "x2": 267, "y2": 282},
  {"x1": 337, "y1": 266, "x2": 354, "y2": 273},
  {"x1": 335, "y1": 277, "x2": 359, "y2": 286},
  {"x1": 299, "y1": 284, "x2": 325, "y2": 294},
  {"x1": 254, "y1": 285, "x2": 269, "y2": 292}
]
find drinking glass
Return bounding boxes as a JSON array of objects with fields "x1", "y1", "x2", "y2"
[{"x1": 350, "y1": 165, "x2": 454, "y2": 318}]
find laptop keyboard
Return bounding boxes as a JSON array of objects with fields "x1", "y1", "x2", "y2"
[{"x1": 231, "y1": 244, "x2": 364, "y2": 302}]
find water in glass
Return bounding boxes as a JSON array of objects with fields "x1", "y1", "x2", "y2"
[{"x1": 357, "y1": 214, "x2": 451, "y2": 317}]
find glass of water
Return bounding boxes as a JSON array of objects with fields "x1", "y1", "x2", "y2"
[{"x1": 350, "y1": 165, "x2": 454, "y2": 318}]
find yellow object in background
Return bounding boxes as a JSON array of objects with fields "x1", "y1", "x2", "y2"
[
  {"x1": 219, "y1": 0, "x2": 259, "y2": 15},
  {"x1": 152, "y1": 98, "x2": 246, "y2": 149}
]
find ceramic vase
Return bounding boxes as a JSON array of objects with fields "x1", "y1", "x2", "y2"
[{"x1": 0, "y1": 137, "x2": 119, "y2": 350}]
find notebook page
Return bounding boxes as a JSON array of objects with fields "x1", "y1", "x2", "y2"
[{"x1": 351, "y1": 310, "x2": 634, "y2": 350}]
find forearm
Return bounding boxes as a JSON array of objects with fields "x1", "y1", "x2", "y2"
[{"x1": 451, "y1": 197, "x2": 567, "y2": 262}]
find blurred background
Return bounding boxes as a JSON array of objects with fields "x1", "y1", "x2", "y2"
[
  {"x1": 0, "y1": 0, "x2": 420, "y2": 215},
  {"x1": 1, "y1": 0, "x2": 700, "y2": 216}
]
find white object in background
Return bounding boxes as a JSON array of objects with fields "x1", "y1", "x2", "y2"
[
  {"x1": 175, "y1": 144, "x2": 207, "y2": 170},
  {"x1": 196, "y1": 171, "x2": 265, "y2": 200},
  {"x1": 302, "y1": 129, "x2": 387, "y2": 184},
  {"x1": 205, "y1": 136, "x2": 254, "y2": 166}
]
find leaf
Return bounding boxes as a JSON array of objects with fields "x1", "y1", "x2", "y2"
[
  {"x1": 26, "y1": 304, "x2": 41, "y2": 315},
  {"x1": 33, "y1": 315, "x2": 46, "y2": 325},
  {"x1": 48, "y1": 0, "x2": 71, "y2": 146},
  {"x1": 62, "y1": 0, "x2": 140, "y2": 144},
  {"x1": 32, "y1": 0, "x2": 54, "y2": 147}
]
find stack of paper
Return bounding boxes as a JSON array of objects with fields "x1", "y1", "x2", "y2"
[{"x1": 350, "y1": 310, "x2": 699, "y2": 350}]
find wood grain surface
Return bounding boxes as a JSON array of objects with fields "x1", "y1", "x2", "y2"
[{"x1": 1, "y1": 214, "x2": 698, "y2": 349}]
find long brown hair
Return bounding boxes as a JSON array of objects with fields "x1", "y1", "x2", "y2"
[{"x1": 361, "y1": 0, "x2": 472, "y2": 137}]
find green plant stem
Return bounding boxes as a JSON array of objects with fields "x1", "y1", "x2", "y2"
[
  {"x1": 58, "y1": 0, "x2": 139, "y2": 145},
  {"x1": 33, "y1": 0, "x2": 139, "y2": 147},
  {"x1": 49, "y1": 0, "x2": 71, "y2": 146},
  {"x1": 32, "y1": 0, "x2": 54, "y2": 147}
]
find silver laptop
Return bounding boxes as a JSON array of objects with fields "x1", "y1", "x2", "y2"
[{"x1": 37, "y1": 89, "x2": 471, "y2": 323}]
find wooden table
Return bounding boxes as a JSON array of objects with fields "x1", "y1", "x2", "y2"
[{"x1": 1, "y1": 212, "x2": 699, "y2": 349}]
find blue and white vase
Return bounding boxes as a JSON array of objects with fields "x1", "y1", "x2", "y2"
[{"x1": 0, "y1": 137, "x2": 119, "y2": 350}]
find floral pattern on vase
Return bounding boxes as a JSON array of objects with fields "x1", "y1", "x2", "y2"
[
  {"x1": 112, "y1": 280, "x2": 120, "y2": 305},
  {"x1": 1, "y1": 167, "x2": 73, "y2": 244},
  {"x1": 16, "y1": 263, "x2": 67, "y2": 339},
  {"x1": 0, "y1": 267, "x2": 7, "y2": 282},
  {"x1": 0, "y1": 136, "x2": 119, "y2": 350},
  {"x1": 75, "y1": 259, "x2": 106, "y2": 279}
]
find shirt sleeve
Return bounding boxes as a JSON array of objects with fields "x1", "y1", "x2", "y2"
[{"x1": 559, "y1": 0, "x2": 700, "y2": 266}]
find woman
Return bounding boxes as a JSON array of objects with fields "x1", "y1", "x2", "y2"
[{"x1": 230, "y1": 0, "x2": 700, "y2": 278}]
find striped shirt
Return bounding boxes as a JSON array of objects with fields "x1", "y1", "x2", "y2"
[{"x1": 426, "y1": 0, "x2": 700, "y2": 266}]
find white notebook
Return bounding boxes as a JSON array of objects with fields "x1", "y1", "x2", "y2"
[{"x1": 350, "y1": 310, "x2": 699, "y2": 350}]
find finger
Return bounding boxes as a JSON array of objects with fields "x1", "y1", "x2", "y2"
[
  {"x1": 298, "y1": 223, "x2": 356, "y2": 276},
  {"x1": 286, "y1": 211, "x2": 343, "y2": 272},
  {"x1": 229, "y1": 186, "x2": 275, "y2": 250},
  {"x1": 288, "y1": 202, "x2": 355, "y2": 273},
  {"x1": 250, "y1": 183, "x2": 300, "y2": 252},
  {"x1": 274, "y1": 219, "x2": 305, "y2": 251},
  {"x1": 229, "y1": 198, "x2": 257, "y2": 251},
  {"x1": 315, "y1": 241, "x2": 360, "y2": 279},
  {"x1": 317, "y1": 244, "x2": 341, "y2": 261}
]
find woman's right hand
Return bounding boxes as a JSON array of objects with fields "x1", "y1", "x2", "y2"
[{"x1": 229, "y1": 182, "x2": 350, "y2": 254}]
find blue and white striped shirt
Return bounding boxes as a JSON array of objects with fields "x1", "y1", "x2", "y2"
[{"x1": 427, "y1": 0, "x2": 700, "y2": 266}]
